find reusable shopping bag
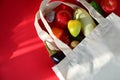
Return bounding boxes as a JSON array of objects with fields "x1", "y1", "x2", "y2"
[{"x1": 34, "y1": 0, "x2": 120, "y2": 80}]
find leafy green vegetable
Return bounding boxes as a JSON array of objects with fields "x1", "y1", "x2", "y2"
[
  {"x1": 74, "y1": 8, "x2": 96, "y2": 36},
  {"x1": 90, "y1": 1, "x2": 103, "y2": 15}
]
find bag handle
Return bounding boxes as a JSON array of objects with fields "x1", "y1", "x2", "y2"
[
  {"x1": 39, "y1": 1, "x2": 74, "y2": 55},
  {"x1": 77, "y1": 0, "x2": 107, "y2": 24},
  {"x1": 40, "y1": 0, "x2": 107, "y2": 24},
  {"x1": 34, "y1": 11, "x2": 53, "y2": 42},
  {"x1": 34, "y1": 11, "x2": 60, "y2": 50},
  {"x1": 39, "y1": 10, "x2": 73, "y2": 55}
]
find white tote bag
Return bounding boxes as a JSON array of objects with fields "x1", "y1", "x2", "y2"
[{"x1": 34, "y1": 0, "x2": 120, "y2": 80}]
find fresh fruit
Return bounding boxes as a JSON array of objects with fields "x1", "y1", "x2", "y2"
[
  {"x1": 68, "y1": 20, "x2": 81, "y2": 37},
  {"x1": 101, "y1": 0, "x2": 118, "y2": 13},
  {"x1": 56, "y1": 10, "x2": 72, "y2": 29},
  {"x1": 70, "y1": 40, "x2": 79, "y2": 48},
  {"x1": 52, "y1": 27, "x2": 64, "y2": 39},
  {"x1": 74, "y1": 8, "x2": 96, "y2": 36}
]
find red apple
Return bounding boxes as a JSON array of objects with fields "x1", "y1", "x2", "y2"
[{"x1": 56, "y1": 10, "x2": 72, "y2": 29}]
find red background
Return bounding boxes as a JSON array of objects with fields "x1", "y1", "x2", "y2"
[{"x1": 0, "y1": 0, "x2": 120, "y2": 80}]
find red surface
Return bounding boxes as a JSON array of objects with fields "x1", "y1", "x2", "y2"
[
  {"x1": 0, "y1": 0, "x2": 120, "y2": 80},
  {"x1": 0, "y1": 0, "x2": 58, "y2": 80}
]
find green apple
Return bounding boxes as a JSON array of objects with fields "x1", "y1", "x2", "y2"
[{"x1": 68, "y1": 20, "x2": 81, "y2": 37}]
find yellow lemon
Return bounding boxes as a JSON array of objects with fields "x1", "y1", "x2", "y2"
[{"x1": 68, "y1": 20, "x2": 81, "y2": 37}]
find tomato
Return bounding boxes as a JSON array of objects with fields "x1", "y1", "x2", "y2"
[
  {"x1": 52, "y1": 27, "x2": 70, "y2": 45},
  {"x1": 101, "y1": 0, "x2": 118, "y2": 13},
  {"x1": 52, "y1": 27, "x2": 64, "y2": 39}
]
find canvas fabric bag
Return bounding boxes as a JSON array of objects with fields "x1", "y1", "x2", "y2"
[{"x1": 34, "y1": 0, "x2": 120, "y2": 80}]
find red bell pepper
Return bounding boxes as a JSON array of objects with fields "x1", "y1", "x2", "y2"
[{"x1": 101, "y1": 0, "x2": 118, "y2": 13}]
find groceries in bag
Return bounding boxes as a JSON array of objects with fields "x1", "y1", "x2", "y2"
[{"x1": 43, "y1": 2, "x2": 97, "y2": 64}]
